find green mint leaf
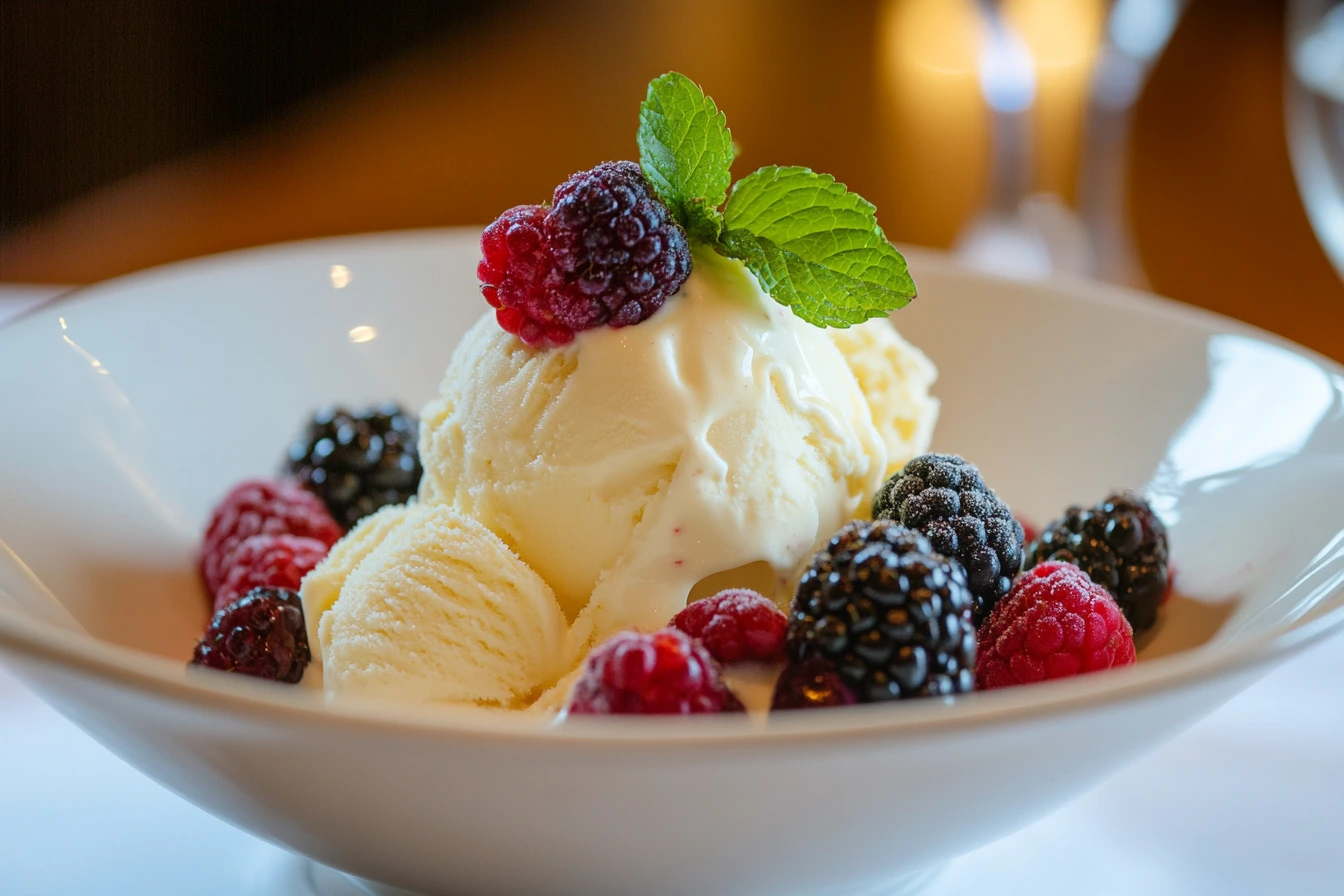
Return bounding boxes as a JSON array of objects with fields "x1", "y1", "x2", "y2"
[
  {"x1": 718, "y1": 166, "x2": 915, "y2": 326},
  {"x1": 638, "y1": 73, "x2": 734, "y2": 229},
  {"x1": 719, "y1": 228, "x2": 911, "y2": 328}
]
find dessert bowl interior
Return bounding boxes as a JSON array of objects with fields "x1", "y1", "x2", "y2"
[{"x1": 2, "y1": 231, "x2": 1343, "y2": 896}]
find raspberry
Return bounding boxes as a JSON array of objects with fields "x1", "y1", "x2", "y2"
[
  {"x1": 191, "y1": 588, "x2": 310, "y2": 683},
  {"x1": 976, "y1": 561, "x2": 1136, "y2": 690},
  {"x1": 286, "y1": 403, "x2": 423, "y2": 528},
  {"x1": 478, "y1": 205, "x2": 579, "y2": 347},
  {"x1": 545, "y1": 161, "x2": 690, "y2": 330},
  {"x1": 872, "y1": 453, "x2": 1023, "y2": 624},
  {"x1": 788, "y1": 520, "x2": 976, "y2": 702},
  {"x1": 771, "y1": 658, "x2": 857, "y2": 711},
  {"x1": 200, "y1": 479, "x2": 342, "y2": 599},
  {"x1": 671, "y1": 588, "x2": 787, "y2": 664},
  {"x1": 214, "y1": 533, "x2": 330, "y2": 613},
  {"x1": 567, "y1": 628, "x2": 741, "y2": 715},
  {"x1": 1025, "y1": 490, "x2": 1169, "y2": 633}
]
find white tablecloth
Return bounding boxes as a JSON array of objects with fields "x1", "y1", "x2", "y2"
[{"x1": 2, "y1": 286, "x2": 1342, "y2": 894}]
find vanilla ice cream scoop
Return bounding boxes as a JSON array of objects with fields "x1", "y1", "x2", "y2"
[
  {"x1": 313, "y1": 504, "x2": 568, "y2": 706},
  {"x1": 829, "y1": 320, "x2": 938, "y2": 478},
  {"x1": 300, "y1": 502, "x2": 411, "y2": 659},
  {"x1": 419, "y1": 248, "x2": 936, "y2": 657}
]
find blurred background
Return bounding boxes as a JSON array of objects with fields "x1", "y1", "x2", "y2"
[{"x1": 3, "y1": 0, "x2": 1344, "y2": 356}]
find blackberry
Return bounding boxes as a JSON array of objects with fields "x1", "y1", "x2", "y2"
[
  {"x1": 872, "y1": 453, "x2": 1023, "y2": 624},
  {"x1": 286, "y1": 403, "x2": 422, "y2": 529},
  {"x1": 787, "y1": 520, "x2": 976, "y2": 703},
  {"x1": 191, "y1": 587, "x2": 310, "y2": 683},
  {"x1": 545, "y1": 161, "x2": 691, "y2": 329},
  {"x1": 1025, "y1": 490, "x2": 1169, "y2": 633}
]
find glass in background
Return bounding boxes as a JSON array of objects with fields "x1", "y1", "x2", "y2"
[
  {"x1": 1287, "y1": 0, "x2": 1344, "y2": 280},
  {"x1": 882, "y1": 0, "x2": 1186, "y2": 284},
  {"x1": 960, "y1": 0, "x2": 1187, "y2": 283}
]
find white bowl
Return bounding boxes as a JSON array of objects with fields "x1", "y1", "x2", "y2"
[{"x1": 2, "y1": 231, "x2": 1343, "y2": 896}]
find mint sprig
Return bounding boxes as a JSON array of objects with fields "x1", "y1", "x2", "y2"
[{"x1": 635, "y1": 73, "x2": 916, "y2": 328}]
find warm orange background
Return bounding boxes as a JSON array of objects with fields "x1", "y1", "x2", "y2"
[{"x1": 2, "y1": 0, "x2": 1341, "y2": 357}]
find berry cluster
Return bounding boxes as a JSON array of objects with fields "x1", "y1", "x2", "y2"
[
  {"x1": 478, "y1": 162, "x2": 691, "y2": 347},
  {"x1": 763, "y1": 453, "x2": 1169, "y2": 711},
  {"x1": 563, "y1": 453, "x2": 1171, "y2": 716},
  {"x1": 191, "y1": 403, "x2": 423, "y2": 683}
]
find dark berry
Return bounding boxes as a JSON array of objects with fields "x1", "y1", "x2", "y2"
[
  {"x1": 478, "y1": 205, "x2": 582, "y2": 346},
  {"x1": 671, "y1": 589, "x2": 787, "y2": 664},
  {"x1": 976, "y1": 562, "x2": 1135, "y2": 689},
  {"x1": 191, "y1": 588, "x2": 310, "y2": 683},
  {"x1": 201, "y1": 479, "x2": 342, "y2": 599},
  {"x1": 567, "y1": 628, "x2": 741, "y2": 715},
  {"x1": 872, "y1": 454, "x2": 1023, "y2": 624},
  {"x1": 214, "y1": 533, "x2": 330, "y2": 613},
  {"x1": 286, "y1": 403, "x2": 423, "y2": 530},
  {"x1": 545, "y1": 162, "x2": 690, "y2": 328},
  {"x1": 787, "y1": 520, "x2": 976, "y2": 703},
  {"x1": 478, "y1": 164, "x2": 691, "y2": 347},
  {"x1": 771, "y1": 658, "x2": 857, "y2": 710},
  {"x1": 1025, "y1": 490, "x2": 1169, "y2": 633}
]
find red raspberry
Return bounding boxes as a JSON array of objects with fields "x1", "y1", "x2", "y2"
[
  {"x1": 568, "y1": 628, "x2": 741, "y2": 715},
  {"x1": 191, "y1": 587, "x2": 310, "y2": 683},
  {"x1": 671, "y1": 588, "x2": 787, "y2": 664},
  {"x1": 214, "y1": 533, "x2": 330, "y2": 613},
  {"x1": 478, "y1": 205, "x2": 580, "y2": 347},
  {"x1": 771, "y1": 658, "x2": 857, "y2": 711},
  {"x1": 976, "y1": 561, "x2": 1136, "y2": 690},
  {"x1": 200, "y1": 479, "x2": 341, "y2": 599}
]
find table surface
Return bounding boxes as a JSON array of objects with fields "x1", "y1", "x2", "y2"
[{"x1": 3, "y1": 287, "x2": 1343, "y2": 895}]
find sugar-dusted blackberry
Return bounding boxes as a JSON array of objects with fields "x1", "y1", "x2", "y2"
[
  {"x1": 286, "y1": 403, "x2": 422, "y2": 529},
  {"x1": 1025, "y1": 490, "x2": 1169, "y2": 633},
  {"x1": 545, "y1": 161, "x2": 691, "y2": 328},
  {"x1": 787, "y1": 520, "x2": 976, "y2": 703},
  {"x1": 872, "y1": 453, "x2": 1023, "y2": 624},
  {"x1": 191, "y1": 587, "x2": 310, "y2": 683}
]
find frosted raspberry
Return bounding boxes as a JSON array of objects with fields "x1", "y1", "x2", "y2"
[
  {"x1": 568, "y1": 628, "x2": 740, "y2": 715},
  {"x1": 200, "y1": 479, "x2": 341, "y2": 599},
  {"x1": 191, "y1": 588, "x2": 310, "y2": 683},
  {"x1": 214, "y1": 533, "x2": 330, "y2": 613},
  {"x1": 671, "y1": 588, "x2": 787, "y2": 664},
  {"x1": 976, "y1": 561, "x2": 1136, "y2": 690},
  {"x1": 477, "y1": 205, "x2": 580, "y2": 347}
]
